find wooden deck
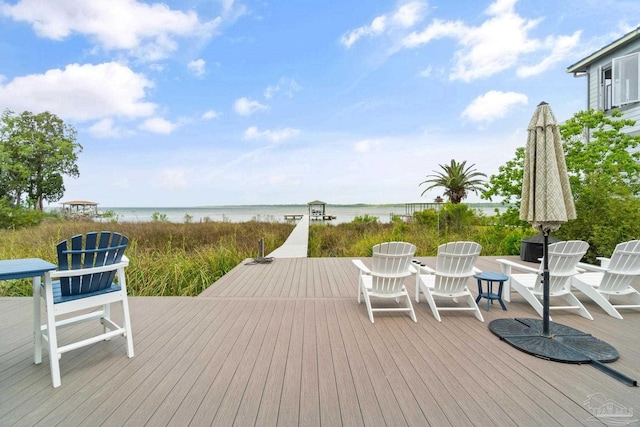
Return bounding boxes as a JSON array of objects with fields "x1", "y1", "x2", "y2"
[{"x1": 1, "y1": 256, "x2": 639, "y2": 426}]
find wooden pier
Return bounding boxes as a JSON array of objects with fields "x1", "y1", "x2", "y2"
[
  {"x1": 309, "y1": 214, "x2": 336, "y2": 221},
  {"x1": 284, "y1": 214, "x2": 304, "y2": 220}
]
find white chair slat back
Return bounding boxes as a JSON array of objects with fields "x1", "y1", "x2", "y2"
[
  {"x1": 370, "y1": 242, "x2": 416, "y2": 295},
  {"x1": 433, "y1": 242, "x2": 481, "y2": 294},
  {"x1": 600, "y1": 240, "x2": 640, "y2": 292},
  {"x1": 535, "y1": 240, "x2": 588, "y2": 293}
]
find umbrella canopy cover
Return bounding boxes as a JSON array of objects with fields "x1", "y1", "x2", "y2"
[{"x1": 520, "y1": 102, "x2": 576, "y2": 232}]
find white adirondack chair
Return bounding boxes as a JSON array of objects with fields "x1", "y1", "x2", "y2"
[
  {"x1": 352, "y1": 242, "x2": 417, "y2": 323},
  {"x1": 415, "y1": 241, "x2": 484, "y2": 322},
  {"x1": 35, "y1": 232, "x2": 134, "y2": 388},
  {"x1": 497, "y1": 240, "x2": 593, "y2": 320},
  {"x1": 572, "y1": 240, "x2": 640, "y2": 319}
]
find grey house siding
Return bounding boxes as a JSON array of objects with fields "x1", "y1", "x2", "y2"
[{"x1": 568, "y1": 29, "x2": 640, "y2": 136}]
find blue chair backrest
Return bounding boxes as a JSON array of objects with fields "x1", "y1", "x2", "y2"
[{"x1": 56, "y1": 231, "x2": 129, "y2": 297}]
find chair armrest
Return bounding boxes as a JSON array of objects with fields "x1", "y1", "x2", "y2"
[
  {"x1": 49, "y1": 260, "x2": 128, "y2": 279},
  {"x1": 416, "y1": 264, "x2": 435, "y2": 274},
  {"x1": 352, "y1": 259, "x2": 371, "y2": 275},
  {"x1": 496, "y1": 258, "x2": 539, "y2": 274},
  {"x1": 472, "y1": 267, "x2": 482, "y2": 274},
  {"x1": 596, "y1": 257, "x2": 610, "y2": 268},
  {"x1": 576, "y1": 262, "x2": 608, "y2": 272}
]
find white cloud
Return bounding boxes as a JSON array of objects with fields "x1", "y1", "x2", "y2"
[
  {"x1": 233, "y1": 97, "x2": 268, "y2": 116},
  {"x1": 219, "y1": 0, "x2": 247, "y2": 22},
  {"x1": 243, "y1": 126, "x2": 300, "y2": 142},
  {"x1": 88, "y1": 118, "x2": 127, "y2": 138},
  {"x1": 401, "y1": 0, "x2": 580, "y2": 82},
  {"x1": 517, "y1": 31, "x2": 581, "y2": 77},
  {"x1": 354, "y1": 139, "x2": 377, "y2": 153},
  {"x1": 139, "y1": 117, "x2": 178, "y2": 134},
  {"x1": 341, "y1": 1, "x2": 426, "y2": 48},
  {"x1": 1, "y1": 0, "x2": 220, "y2": 61},
  {"x1": 461, "y1": 90, "x2": 528, "y2": 123},
  {"x1": 188, "y1": 59, "x2": 206, "y2": 77},
  {"x1": 158, "y1": 168, "x2": 188, "y2": 191},
  {"x1": 263, "y1": 78, "x2": 301, "y2": 99},
  {"x1": 0, "y1": 62, "x2": 155, "y2": 121},
  {"x1": 419, "y1": 65, "x2": 432, "y2": 78},
  {"x1": 264, "y1": 84, "x2": 279, "y2": 99},
  {"x1": 202, "y1": 110, "x2": 220, "y2": 120},
  {"x1": 392, "y1": 1, "x2": 426, "y2": 27}
]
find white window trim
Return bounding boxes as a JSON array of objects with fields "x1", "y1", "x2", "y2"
[{"x1": 612, "y1": 52, "x2": 640, "y2": 106}]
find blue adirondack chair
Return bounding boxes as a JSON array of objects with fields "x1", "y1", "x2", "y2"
[{"x1": 35, "y1": 231, "x2": 134, "y2": 388}]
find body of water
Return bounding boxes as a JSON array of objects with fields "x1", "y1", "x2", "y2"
[{"x1": 95, "y1": 204, "x2": 508, "y2": 224}]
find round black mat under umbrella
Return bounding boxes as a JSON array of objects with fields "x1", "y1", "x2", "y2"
[{"x1": 489, "y1": 318, "x2": 637, "y2": 386}]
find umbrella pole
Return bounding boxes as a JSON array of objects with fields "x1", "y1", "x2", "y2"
[{"x1": 542, "y1": 229, "x2": 550, "y2": 335}]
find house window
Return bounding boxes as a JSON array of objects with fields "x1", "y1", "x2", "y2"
[
  {"x1": 612, "y1": 52, "x2": 640, "y2": 106},
  {"x1": 602, "y1": 66, "x2": 613, "y2": 110}
]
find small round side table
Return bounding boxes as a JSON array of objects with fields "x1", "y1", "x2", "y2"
[{"x1": 474, "y1": 272, "x2": 508, "y2": 311}]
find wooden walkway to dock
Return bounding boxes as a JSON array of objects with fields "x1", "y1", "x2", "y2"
[
  {"x1": 1, "y1": 256, "x2": 639, "y2": 426},
  {"x1": 267, "y1": 214, "x2": 309, "y2": 258}
]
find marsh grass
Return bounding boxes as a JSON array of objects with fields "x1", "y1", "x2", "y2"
[
  {"x1": 308, "y1": 219, "x2": 530, "y2": 257},
  {"x1": 1, "y1": 210, "x2": 528, "y2": 297},
  {"x1": 0, "y1": 220, "x2": 294, "y2": 297}
]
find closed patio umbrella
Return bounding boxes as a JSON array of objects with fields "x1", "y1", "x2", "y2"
[
  {"x1": 488, "y1": 102, "x2": 636, "y2": 386},
  {"x1": 520, "y1": 101, "x2": 576, "y2": 334}
]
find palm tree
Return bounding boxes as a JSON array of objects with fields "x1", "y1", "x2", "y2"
[{"x1": 420, "y1": 160, "x2": 487, "y2": 204}]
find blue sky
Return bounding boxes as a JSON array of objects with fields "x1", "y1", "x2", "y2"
[{"x1": 1, "y1": 0, "x2": 639, "y2": 207}]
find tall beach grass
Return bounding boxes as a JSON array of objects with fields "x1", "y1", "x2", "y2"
[
  {"x1": 0, "y1": 219, "x2": 294, "y2": 297},
  {"x1": 1, "y1": 207, "x2": 529, "y2": 297}
]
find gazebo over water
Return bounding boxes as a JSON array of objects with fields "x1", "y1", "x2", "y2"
[
  {"x1": 60, "y1": 200, "x2": 99, "y2": 218},
  {"x1": 307, "y1": 200, "x2": 335, "y2": 221}
]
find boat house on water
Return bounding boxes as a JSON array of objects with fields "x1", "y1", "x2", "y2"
[
  {"x1": 307, "y1": 200, "x2": 335, "y2": 221},
  {"x1": 60, "y1": 200, "x2": 99, "y2": 218}
]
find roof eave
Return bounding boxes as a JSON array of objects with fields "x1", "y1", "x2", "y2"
[{"x1": 567, "y1": 27, "x2": 640, "y2": 74}]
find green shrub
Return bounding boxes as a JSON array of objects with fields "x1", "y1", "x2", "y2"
[
  {"x1": 412, "y1": 209, "x2": 438, "y2": 227},
  {"x1": 0, "y1": 197, "x2": 49, "y2": 229}
]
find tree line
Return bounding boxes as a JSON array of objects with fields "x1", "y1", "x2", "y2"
[
  {"x1": 420, "y1": 108, "x2": 640, "y2": 259},
  {"x1": 0, "y1": 110, "x2": 81, "y2": 211}
]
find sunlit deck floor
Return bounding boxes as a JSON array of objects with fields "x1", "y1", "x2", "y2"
[{"x1": 1, "y1": 256, "x2": 639, "y2": 426}]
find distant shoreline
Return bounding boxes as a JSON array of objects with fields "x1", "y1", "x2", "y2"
[
  {"x1": 96, "y1": 202, "x2": 509, "y2": 209},
  {"x1": 50, "y1": 203, "x2": 510, "y2": 225}
]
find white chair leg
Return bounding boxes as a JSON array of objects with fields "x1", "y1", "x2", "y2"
[
  {"x1": 33, "y1": 276, "x2": 43, "y2": 364},
  {"x1": 357, "y1": 277, "x2": 362, "y2": 304},
  {"x1": 121, "y1": 299, "x2": 135, "y2": 358},
  {"x1": 45, "y1": 303, "x2": 61, "y2": 388},
  {"x1": 102, "y1": 303, "x2": 111, "y2": 339},
  {"x1": 423, "y1": 288, "x2": 441, "y2": 322},
  {"x1": 467, "y1": 294, "x2": 484, "y2": 322},
  {"x1": 500, "y1": 265, "x2": 512, "y2": 302},
  {"x1": 405, "y1": 294, "x2": 417, "y2": 322},
  {"x1": 626, "y1": 291, "x2": 640, "y2": 308},
  {"x1": 562, "y1": 293, "x2": 593, "y2": 320},
  {"x1": 363, "y1": 291, "x2": 374, "y2": 323},
  {"x1": 511, "y1": 282, "x2": 546, "y2": 318},
  {"x1": 573, "y1": 282, "x2": 623, "y2": 319}
]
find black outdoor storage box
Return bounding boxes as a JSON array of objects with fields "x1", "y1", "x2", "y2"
[{"x1": 519, "y1": 234, "x2": 560, "y2": 262}]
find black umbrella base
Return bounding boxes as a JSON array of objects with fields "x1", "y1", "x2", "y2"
[
  {"x1": 489, "y1": 318, "x2": 618, "y2": 362},
  {"x1": 489, "y1": 318, "x2": 637, "y2": 386}
]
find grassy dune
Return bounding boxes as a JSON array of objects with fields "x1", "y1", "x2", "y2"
[{"x1": 0, "y1": 220, "x2": 294, "y2": 297}]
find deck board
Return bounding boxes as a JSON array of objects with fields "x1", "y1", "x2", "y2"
[{"x1": 2, "y1": 256, "x2": 638, "y2": 426}]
